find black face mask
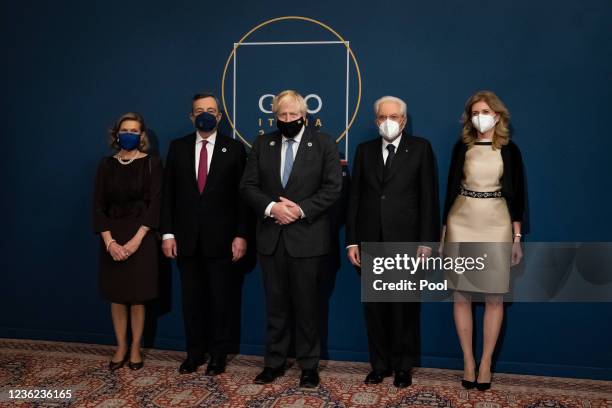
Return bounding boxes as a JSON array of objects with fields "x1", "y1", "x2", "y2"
[{"x1": 276, "y1": 117, "x2": 304, "y2": 138}]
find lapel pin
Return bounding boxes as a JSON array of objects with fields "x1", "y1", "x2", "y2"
[
  {"x1": 307, "y1": 142, "x2": 313, "y2": 147},
  {"x1": 221, "y1": 147, "x2": 227, "y2": 153},
  {"x1": 270, "y1": 141, "x2": 276, "y2": 146}
]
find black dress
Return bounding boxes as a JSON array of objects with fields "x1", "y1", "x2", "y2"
[{"x1": 93, "y1": 155, "x2": 162, "y2": 303}]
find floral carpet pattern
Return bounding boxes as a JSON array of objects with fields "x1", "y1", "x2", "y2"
[{"x1": 0, "y1": 339, "x2": 610, "y2": 407}]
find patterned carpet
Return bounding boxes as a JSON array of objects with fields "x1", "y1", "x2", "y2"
[{"x1": 0, "y1": 339, "x2": 610, "y2": 407}]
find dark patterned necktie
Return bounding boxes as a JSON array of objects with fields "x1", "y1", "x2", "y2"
[
  {"x1": 385, "y1": 144, "x2": 396, "y2": 170},
  {"x1": 197, "y1": 140, "x2": 208, "y2": 193}
]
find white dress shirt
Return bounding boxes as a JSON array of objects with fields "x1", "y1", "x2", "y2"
[
  {"x1": 195, "y1": 131, "x2": 216, "y2": 176},
  {"x1": 162, "y1": 131, "x2": 216, "y2": 241},
  {"x1": 264, "y1": 126, "x2": 306, "y2": 218},
  {"x1": 382, "y1": 134, "x2": 402, "y2": 164}
]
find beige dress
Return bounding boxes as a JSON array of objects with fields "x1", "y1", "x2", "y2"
[{"x1": 445, "y1": 142, "x2": 512, "y2": 293}]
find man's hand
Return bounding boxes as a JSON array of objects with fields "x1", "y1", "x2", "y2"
[
  {"x1": 271, "y1": 198, "x2": 300, "y2": 225},
  {"x1": 273, "y1": 197, "x2": 302, "y2": 224},
  {"x1": 162, "y1": 238, "x2": 178, "y2": 259},
  {"x1": 232, "y1": 237, "x2": 247, "y2": 262},
  {"x1": 416, "y1": 246, "x2": 432, "y2": 259},
  {"x1": 347, "y1": 246, "x2": 361, "y2": 267},
  {"x1": 279, "y1": 196, "x2": 303, "y2": 219}
]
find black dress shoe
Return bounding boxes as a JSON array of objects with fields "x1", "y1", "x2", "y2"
[
  {"x1": 205, "y1": 356, "x2": 227, "y2": 376},
  {"x1": 364, "y1": 369, "x2": 393, "y2": 384},
  {"x1": 393, "y1": 370, "x2": 412, "y2": 388},
  {"x1": 299, "y1": 369, "x2": 320, "y2": 388},
  {"x1": 109, "y1": 352, "x2": 129, "y2": 371},
  {"x1": 461, "y1": 379, "x2": 477, "y2": 389},
  {"x1": 253, "y1": 367, "x2": 285, "y2": 384},
  {"x1": 476, "y1": 381, "x2": 491, "y2": 391},
  {"x1": 179, "y1": 358, "x2": 205, "y2": 374}
]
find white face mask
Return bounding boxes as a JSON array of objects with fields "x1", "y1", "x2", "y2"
[
  {"x1": 378, "y1": 119, "x2": 401, "y2": 141},
  {"x1": 471, "y1": 114, "x2": 497, "y2": 134}
]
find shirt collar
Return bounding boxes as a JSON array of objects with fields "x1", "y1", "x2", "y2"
[
  {"x1": 282, "y1": 125, "x2": 305, "y2": 144},
  {"x1": 196, "y1": 130, "x2": 217, "y2": 145},
  {"x1": 382, "y1": 133, "x2": 402, "y2": 150}
]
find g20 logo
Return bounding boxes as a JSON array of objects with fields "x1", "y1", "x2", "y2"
[
  {"x1": 221, "y1": 15, "x2": 362, "y2": 153},
  {"x1": 258, "y1": 94, "x2": 323, "y2": 114}
]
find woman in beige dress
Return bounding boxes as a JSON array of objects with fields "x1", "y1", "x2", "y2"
[{"x1": 441, "y1": 91, "x2": 525, "y2": 391}]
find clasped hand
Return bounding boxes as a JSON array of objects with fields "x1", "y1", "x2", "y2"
[
  {"x1": 108, "y1": 237, "x2": 142, "y2": 262},
  {"x1": 271, "y1": 197, "x2": 302, "y2": 225}
]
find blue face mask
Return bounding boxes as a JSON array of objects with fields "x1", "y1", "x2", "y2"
[
  {"x1": 117, "y1": 132, "x2": 141, "y2": 151},
  {"x1": 195, "y1": 111, "x2": 218, "y2": 132}
]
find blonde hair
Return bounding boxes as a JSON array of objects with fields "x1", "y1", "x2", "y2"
[
  {"x1": 272, "y1": 90, "x2": 307, "y2": 116},
  {"x1": 108, "y1": 112, "x2": 149, "y2": 152},
  {"x1": 461, "y1": 90, "x2": 510, "y2": 149}
]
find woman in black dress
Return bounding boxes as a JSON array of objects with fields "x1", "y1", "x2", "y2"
[{"x1": 93, "y1": 112, "x2": 162, "y2": 370}]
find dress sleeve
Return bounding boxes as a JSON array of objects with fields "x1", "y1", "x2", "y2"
[
  {"x1": 92, "y1": 158, "x2": 112, "y2": 233},
  {"x1": 509, "y1": 143, "x2": 525, "y2": 222},
  {"x1": 140, "y1": 156, "x2": 163, "y2": 229},
  {"x1": 442, "y1": 141, "x2": 463, "y2": 226}
]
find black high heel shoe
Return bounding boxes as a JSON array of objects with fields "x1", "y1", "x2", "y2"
[
  {"x1": 476, "y1": 369, "x2": 492, "y2": 391},
  {"x1": 128, "y1": 352, "x2": 144, "y2": 370},
  {"x1": 461, "y1": 361, "x2": 477, "y2": 389},
  {"x1": 109, "y1": 351, "x2": 129, "y2": 371},
  {"x1": 476, "y1": 380, "x2": 491, "y2": 391}
]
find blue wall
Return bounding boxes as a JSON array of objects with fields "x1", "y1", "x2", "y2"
[{"x1": 2, "y1": 0, "x2": 611, "y2": 380}]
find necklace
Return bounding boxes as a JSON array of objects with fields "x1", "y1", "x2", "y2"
[{"x1": 116, "y1": 151, "x2": 139, "y2": 165}]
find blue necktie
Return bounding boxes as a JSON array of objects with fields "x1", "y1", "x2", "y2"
[{"x1": 282, "y1": 139, "x2": 295, "y2": 188}]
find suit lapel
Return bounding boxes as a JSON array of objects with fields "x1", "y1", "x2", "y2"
[
  {"x1": 374, "y1": 138, "x2": 384, "y2": 184},
  {"x1": 187, "y1": 133, "x2": 200, "y2": 193},
  {"x1": 384, "y1": 133, "x2": 412, "y2": 183},
  {"x1": 284, "y1": 127, "x2": 311, "y2": 190},
  {"x1": 204, "y1": 135, "x2": 225, "y2": 190},
  {"x1": 269, "y1": 132, "x2": 283, "y2": 189}
]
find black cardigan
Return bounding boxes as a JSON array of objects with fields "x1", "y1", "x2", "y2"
[{"x1": 442, "y1": 139, "x2": 525, "y2": 224}]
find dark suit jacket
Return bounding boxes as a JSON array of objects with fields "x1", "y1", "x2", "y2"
[
  {"x1": 160, "y1": 132, "x2": 248, "y2": 258},
  {"x1": 345, "y1": 133, "x2": 440, "y2": 245},
  {"x1": 240, "y1": 127, "x2": 343, "y2": 257},
  {"x1": 442, "y1": 139, "x2": 525, "y2": 224}
]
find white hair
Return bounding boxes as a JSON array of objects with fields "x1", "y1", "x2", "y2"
[{"x1": 373, "y1": 96, "x2": 407, "y2": 117}]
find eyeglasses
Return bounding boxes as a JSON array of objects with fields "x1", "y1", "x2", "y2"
[{"x1": 377, "y1": 114, "x2": 403, "y2": 122}]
